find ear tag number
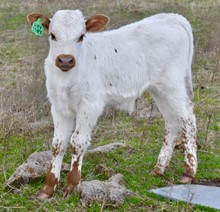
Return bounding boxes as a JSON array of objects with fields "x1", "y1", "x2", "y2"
[{"x1": 31, "y1": 18, "x2": 44, "y2": 36}]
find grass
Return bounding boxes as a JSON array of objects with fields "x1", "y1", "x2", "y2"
[{"x1": 0, "y1": 0, "x2": 220, "y2": 211}]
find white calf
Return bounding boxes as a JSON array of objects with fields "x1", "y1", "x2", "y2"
[{"x1": 27, "y1": 10, "x2": 197, "y2": 199}]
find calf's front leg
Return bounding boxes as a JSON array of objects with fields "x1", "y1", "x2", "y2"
[
  {"x1": 38, "y1": 107, "x2": 74, "y2": 199},
  {"x1": 64, "y1": 102, "x2": 104, "y2": 198}
]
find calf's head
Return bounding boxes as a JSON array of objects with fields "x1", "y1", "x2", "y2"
[{"x1": 27, "y1": 10, "x2": 109, "y2": 72}]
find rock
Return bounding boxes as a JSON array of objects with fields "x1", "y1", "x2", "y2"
[
  {"x1": 75, "y1": 174, "x2": 131, "y2": 206},
  {"x1": 149, "y1": 184, "x2": 220, "y2": 210},
  {"x1": 6, "y1": 143, "x2": 128, "y2": 187},
  {"x1": 87, "y1": 143, "x2": 127, "y2": 154},
  {"x1": 6, "y1": 144, "x2": 133, "y2": 206},
  {"x1": 6, "y1": 151, "x2": 52, "y2": 187}
]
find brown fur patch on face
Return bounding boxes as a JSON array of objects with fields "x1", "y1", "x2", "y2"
[{"x1": 42, "y1": 165, "x2": 58, "y2": 196}]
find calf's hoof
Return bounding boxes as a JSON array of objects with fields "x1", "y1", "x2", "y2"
[
  {"x1": 37, "y1": 192, "x2": 52, "y2": 199},
  {"x1": 63, "y1": 185, "x2": 75, "y2": 199},
  {"x1": 180, "y1": 174, "x2": 193, "y2": 183},
  {"x1": 150, "y1": 169, "x2": 163, "y2": 177}
]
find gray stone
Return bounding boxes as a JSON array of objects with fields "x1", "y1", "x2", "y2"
[
  {"x1": 5, "y1": 151, "x2": 52, "y2": 187},
  {"x1": 87, "y1": 143, "x2": 127, "y2": 154},
  {"x1": 5, "y1": 143, "x2": 128, "y2": 187},
  {"x1": 75, "y1": 174, "x2": 132, "y2": 206},
  {"x1": 150, "y1": 184, "x2": 220, "y2": 209}
]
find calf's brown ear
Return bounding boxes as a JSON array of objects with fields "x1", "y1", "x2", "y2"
[
  {"x1": 86, "y1": 14, "x2": 110, "y2": 32},
  {"x1": 27, "y1": 13, "x2": 50, "y2": 34}
]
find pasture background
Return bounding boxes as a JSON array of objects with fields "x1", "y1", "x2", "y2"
[{"x1": 0, "y1": 0, "x2": 219, "y2": 211}]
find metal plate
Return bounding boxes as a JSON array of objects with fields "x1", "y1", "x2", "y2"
[{"x1": 150, "y1": 184, "x2": 220, "y2": 209}]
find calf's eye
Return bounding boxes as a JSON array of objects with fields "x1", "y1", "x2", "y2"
[
  {"x1": 78, "y1": 34, "x2": 85, "y2": 42},
  {"x1": 50, "y1": 33, "x2": 57, "y2": 41}
]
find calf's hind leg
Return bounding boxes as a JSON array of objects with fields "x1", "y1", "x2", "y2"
[
  {"x1": 180, "y1": 114, "x2": 197, "y2": 183},
  {"x1": 150, "y1": 89, "x2": 197, "y2": 182}
]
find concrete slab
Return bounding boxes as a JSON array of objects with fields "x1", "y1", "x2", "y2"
[{"x1": 149, "y1": 184, "x2": 220, "y2": 209}]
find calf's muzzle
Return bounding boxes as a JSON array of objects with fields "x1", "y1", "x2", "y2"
[{"x1": 55, "y1": 54, "x2": 76, "y2": 72}]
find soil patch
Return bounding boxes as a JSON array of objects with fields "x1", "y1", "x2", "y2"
[{"x1": 192, "y1": 179, "x2": 220, "y2": 187}]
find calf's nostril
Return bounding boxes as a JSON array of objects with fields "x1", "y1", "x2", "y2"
[{"x1": 58, "y1": 57, "x2": 63, "y2": 64}]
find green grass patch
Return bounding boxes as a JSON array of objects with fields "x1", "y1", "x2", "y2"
[{"x1": 2, "y1": 13, "x2": 26, "y2": 30}]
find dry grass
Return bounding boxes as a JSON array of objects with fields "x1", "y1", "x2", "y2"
[{"x1": 0, "y1": 0, "x2": 219, "y2": 138}]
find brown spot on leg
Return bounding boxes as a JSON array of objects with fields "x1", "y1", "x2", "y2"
[
  {"x1": 183, "y1": 161, "x2": 195, "y2": 177},
  {"x1": 180, "y1": 153, "x2": 196, "y2": 183},
  {"x1": 38, "y1": 165, "x2": 58, "y2": 199},
  {"x1": 64, "y1": 157, "x2": 81, "y2": 199},
  {"x1": 185, "y1": 153, "x2": 196, "y2": 176},
  {"x1": 174, "y1": 131, "x2": 186, "y2": 150},
  {"x1": 71, "y1": 146, "x2": 77, "y2": 155},
  {"x1": 52, "y1": 142, "x2": 61, "y2": 157}
]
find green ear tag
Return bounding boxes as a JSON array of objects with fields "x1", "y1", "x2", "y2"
[{"x1": 31, "y1": 18, "x2": 44, "y2": 36}]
